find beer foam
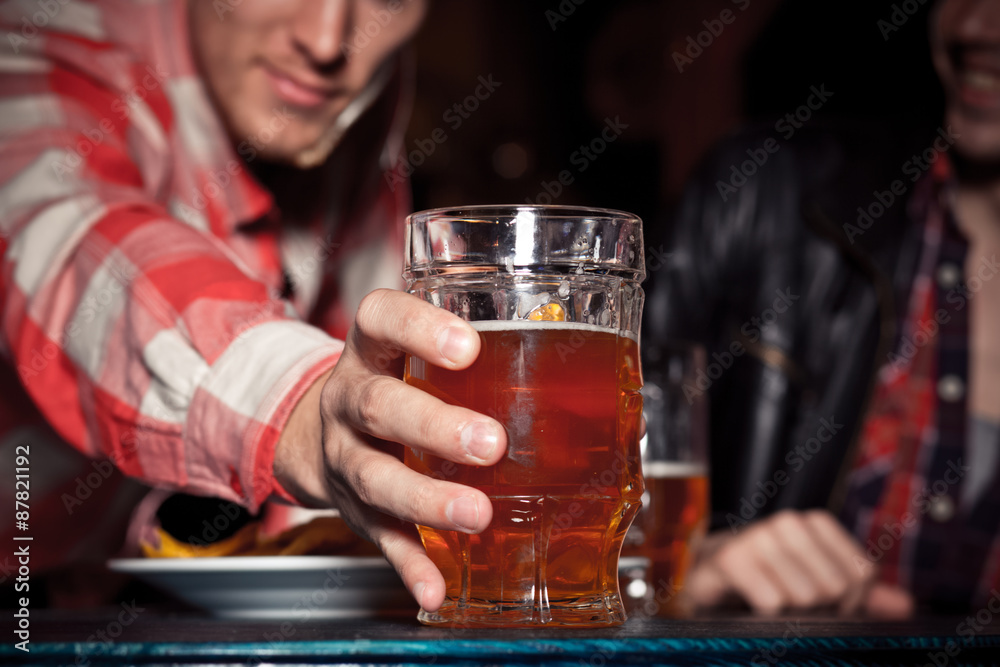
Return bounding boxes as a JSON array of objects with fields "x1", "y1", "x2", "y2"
[
  {"x1": 470, "y1": 319, "x2": 637, "y2": 340},
  {"x1": 643, "y1": 461, "x2": 707, "y2": 479}
]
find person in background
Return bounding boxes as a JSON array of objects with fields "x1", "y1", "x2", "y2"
[
  {"x1": 0, "y1": 0, "x2": 507, "y2": 613},
  {"x1": 647, "y1": 0, "x2": 1000, "y2": 616}
]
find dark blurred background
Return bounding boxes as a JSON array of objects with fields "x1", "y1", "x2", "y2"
[{"x1": 406, "y1": 0, "x2": 942, "y2": 246}]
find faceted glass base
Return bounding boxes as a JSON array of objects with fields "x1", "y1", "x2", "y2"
[{"x1": 417, "y1": 593, "x2": 627, "y2": 628}]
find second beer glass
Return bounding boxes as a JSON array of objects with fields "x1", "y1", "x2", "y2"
[{"x1": 623, "y1": 342, "x2": 710, "y2": 616}]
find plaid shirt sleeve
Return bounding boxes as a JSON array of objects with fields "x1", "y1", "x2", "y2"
[{"x1": 0, "y1": 39, "x2": 342, "y2": 514}]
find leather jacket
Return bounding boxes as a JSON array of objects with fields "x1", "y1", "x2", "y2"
[{"x1": 643, "y1": 121, "x2": 936, "y2": 531}]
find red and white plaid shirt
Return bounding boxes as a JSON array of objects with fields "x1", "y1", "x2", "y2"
[{"x1": 0, "y1": 0, "x2": 409, "y2": 576}]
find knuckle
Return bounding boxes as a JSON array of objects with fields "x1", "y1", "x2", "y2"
[
  {"x1": 749, "y1": 592, "x2": 782, "y2": 615},
  {"x1": 373, "y1": 528, "x2": 403, "y2": 558},
  {"x1": 407, "y1": 478, "x2": 437, "y2": 517},
  {"x1": 803, "y1": 507, "x2": 829, "y2": 520},
  {"x1": 771, "y1": 509, "x2": 804, "y2": 533},
  {"x1": 373, "y1": 531, "x2": 414, "y2": 577},
  {"x1": 715, "y1": 541, "x2": 745, "y2": 573},
  {"x1": 781, "y1": 580, "x2": 807, "y2": 605},
  {"x1": 791, "y1": 586, "x2": 819, "y2": 608},
  {"x1": 355, "y1": 289, "x2": 391, "y2": 335},
  {"x1": 804, "y1": 508, "x2": 837, "y2": 532},
  {"x1": 748, "y1": 524, "x2": 779, "y2": 555},
  {"x1": 854, "y1": 562, "x2": 877, "y2": 584},
  {"x1": 414, "y1": 403, "x2": 447, "y2": 448},
  {"x1": 351, "y1": 377, "x2": 391, "y2": 433},
  {"x1": 776, "y1": 522, "x2": 813, "y2": 555},
  {"x1": 319, "y1": 379, "x2": 343, "y2": 420},
  {"x1": 341, "y1": 451, "x2": 377, "y2": 506},
  {"x1": 825, "y1": 575, "x2": 850, "y2": 600},
  {"x1": 394, "y1": 554, "x2": 422, "y2": 587}
]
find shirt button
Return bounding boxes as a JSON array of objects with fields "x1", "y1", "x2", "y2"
[
  {"x1": 929, "y1": 495, "x2": 955, "y2": 523},
  {"x1": 936, "y1": 262, "x2": 961, "y2": 289},
  {"x1": 937, "y1": 374, "x2": 965, "y2": 402}
]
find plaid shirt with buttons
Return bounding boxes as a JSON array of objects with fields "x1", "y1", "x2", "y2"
[{"x1": 841, "y1": 157, "x2": 1000, "y2": 609}]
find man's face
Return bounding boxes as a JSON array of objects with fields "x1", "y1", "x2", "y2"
[
  {"x1": 933, "y1": 0, "x2": 1000, "y2": 163},
  {"x1": 188, "y1": 0, "x2": 426, "y2": 166}
]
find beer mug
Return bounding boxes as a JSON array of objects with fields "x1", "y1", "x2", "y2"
[
  {"x1": 622, "y1": 342, "x2": 710, "y2": 617},
  {"x1": 403, "y1": 205, "x2": 646, "y2": 627}
]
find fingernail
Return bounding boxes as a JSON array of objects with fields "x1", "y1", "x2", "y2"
[
  {"x1": 461, "y1": 421, "x2": 499, "y2": 463},
  {"x1": 446, "y1": 496, "x2": 480, "y2": 532},
  {"x1": 437, "y1": 326, "x2": 474, "y2": 365},
  {"x1": 413, "y1": 582, "x2": 427, "y2": 609}
]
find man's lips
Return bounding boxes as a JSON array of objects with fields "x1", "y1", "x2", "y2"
[
  {"x1": 956, "y1": 68, "x2": 1000, "y2": 111},
  {"x1": 964, "y1": 69, "x2": 1000, "y2": 92},
  {"x1": 950, "y1": 48, "x2": 1000, "y2": 111},
  {"x1": 263, "y1": 65, "x2": 340, "y2": 108}
]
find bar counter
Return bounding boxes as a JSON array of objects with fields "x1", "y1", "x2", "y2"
[{"x1": 10, "y1": 607, "x2": 1000, "y2": 666}]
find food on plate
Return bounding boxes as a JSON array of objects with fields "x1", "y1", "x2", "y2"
[{"x1": 141, "y1": 516, "x2": 381, "y2": 558}]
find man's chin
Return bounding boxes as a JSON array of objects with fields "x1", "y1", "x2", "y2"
[
  {"x1": 246, "y1": 130, "x2": 341, "y2": 170},
  {"x1": 954, "y1": 134, "x2": 1000, "y2": 167},
  {"x1": 290, "y1": 125, "x2": 345, "y2": 169},
  {"x1": 945, "y1": 111, "x2": 1000, "y2": 167}
]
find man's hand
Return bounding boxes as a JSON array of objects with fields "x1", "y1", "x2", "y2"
[
  {"x1": 273, "y1": 289, "x2": 507, "y2": 613},
  {"x1": 686, "y1": 510, "x2": 914, "y2": 618}
]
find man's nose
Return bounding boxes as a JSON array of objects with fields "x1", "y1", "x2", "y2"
[{"x1": 291, "y1": 0, "x2": 351, "y2": 68}]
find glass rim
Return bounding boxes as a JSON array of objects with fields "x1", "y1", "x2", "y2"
[
  {"x1": 405, "y1": 204, "x2": 643, "y2": 223},
  {"x1": 405, "y1": 204, "x2": 645, "y2": 280}
]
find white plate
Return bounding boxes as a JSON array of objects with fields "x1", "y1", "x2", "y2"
[
  {"x1": 108, "y1": 555, "x2": 652, "y2": 619},
  {"x1": 107, "y1": 556, "x2": 415, "y2": 619}
]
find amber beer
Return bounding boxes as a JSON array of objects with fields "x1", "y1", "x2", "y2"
[
  {"x1": 638, "y1": 461, "x2": 708, "y2": 607},
  {"x1": 404, "y1": 320, "x2": 644, "y2": 626}
]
